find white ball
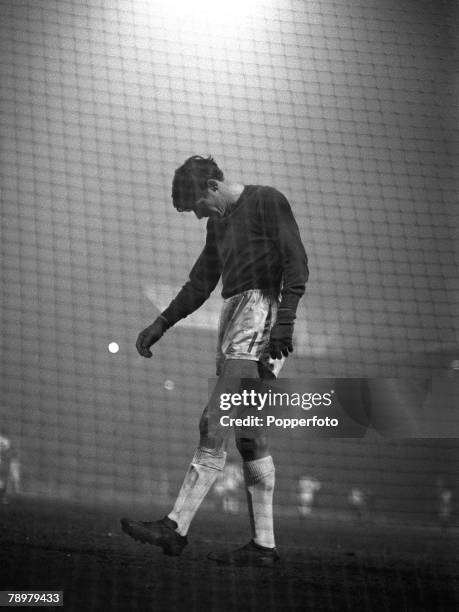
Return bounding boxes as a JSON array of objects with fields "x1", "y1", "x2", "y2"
[
  {"x1": 164, "y1": 379, "x2": 175, "y2": 391},
  {"x1": 108, "y1": 342, "x2": 119, "y2": 354}
]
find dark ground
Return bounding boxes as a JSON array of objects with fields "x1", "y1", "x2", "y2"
[{"x1": 0, "y1": 496, "x2": 457, "y2": 612}]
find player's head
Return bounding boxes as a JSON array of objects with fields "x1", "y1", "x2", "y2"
[{"x1": 171, "y1": 155, "x2": 226, "y2": 218}]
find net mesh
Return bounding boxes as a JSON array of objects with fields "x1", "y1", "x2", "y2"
[{"x1": 0, "y1": 0, "x2": 458, "y2": 522}]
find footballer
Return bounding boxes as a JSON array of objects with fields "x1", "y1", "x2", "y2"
[{"x1": 121, "y1": 156, "x2": 308, "y2": 566}]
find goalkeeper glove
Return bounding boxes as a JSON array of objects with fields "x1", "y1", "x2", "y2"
[
  {"x1": 136, "y1": 315, "x2": 170, "y2": 358},
  {"x1": 268, "y1": 307, "x2": 295, "y2": 360}
]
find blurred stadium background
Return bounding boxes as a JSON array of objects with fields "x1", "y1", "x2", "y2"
[{"x1": 1, "y1": 0, "x2": 458, "y2": 527}]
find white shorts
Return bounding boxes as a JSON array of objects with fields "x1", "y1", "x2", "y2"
[{"x1": 216, "y1": 289, "x2": 285, "y2": 378}]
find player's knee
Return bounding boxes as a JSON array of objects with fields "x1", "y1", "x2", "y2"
[
  {"x1": 199, "y1": 414, "x2": 226, "y2": 451},
  {"x1": 236, "y1": 436, "x2": 269, "y2": 461},
  {"x1": 199, "y1": 417, "x2": 214, "y2": 447},
  {"x1": 199, "y1": 412, "x2": 209, "y2": 439}
]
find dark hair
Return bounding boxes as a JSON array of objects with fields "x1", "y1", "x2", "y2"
[{"x1": 171, "y1": 155, "x2": 224, "y2": 211}]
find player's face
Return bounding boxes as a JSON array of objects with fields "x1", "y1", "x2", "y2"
[{"x1": 192, "y1": 181, "x2": 227, "y2": 219}]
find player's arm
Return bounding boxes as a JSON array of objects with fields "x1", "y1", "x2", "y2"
[
  {"x1": 261, "y1": 188, "x2": 309, "y2": 359},
  {"x1": 136, "y1": 222, "x2": 221, "y2": 358}
]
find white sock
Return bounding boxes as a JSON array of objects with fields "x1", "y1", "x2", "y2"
[
  {"x1": 168, "y1": 446, "x2": 226, "y2": 536},
  {"x1": 243, "y1": 456, "x2": 276, "y2": 549}
]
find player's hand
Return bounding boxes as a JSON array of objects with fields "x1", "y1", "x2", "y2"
[
  {"x1": 268, "y1": 308, "x2": 295, "y2": 360},
  {"x1": 136, "y1": 316, "x2": 170, "y2": 358}
]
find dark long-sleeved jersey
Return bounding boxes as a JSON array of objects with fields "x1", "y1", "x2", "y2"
[{"x1": 161, "y1": 185, "x2": 309, "y2": 326}]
